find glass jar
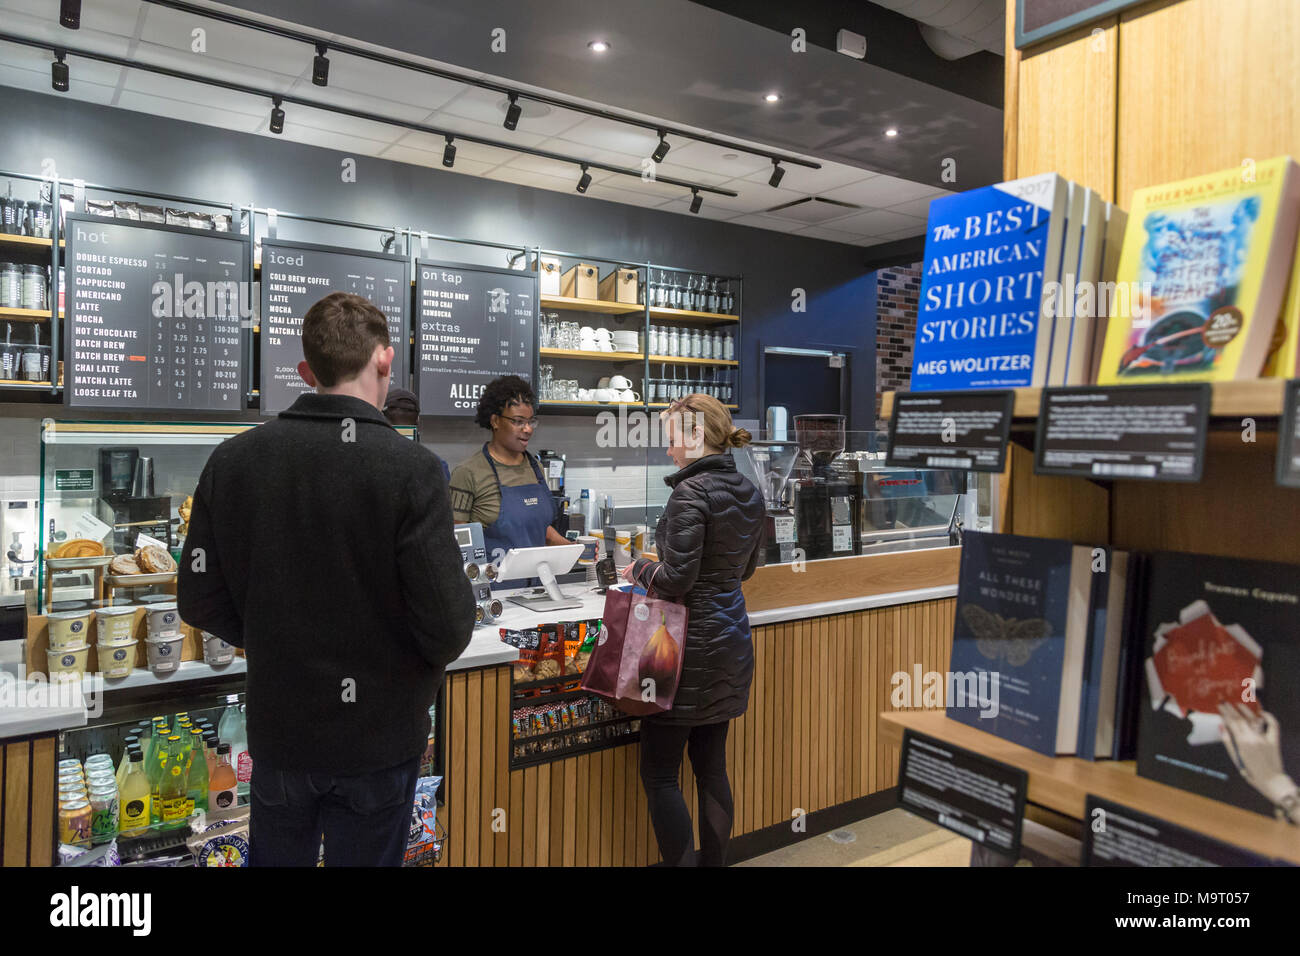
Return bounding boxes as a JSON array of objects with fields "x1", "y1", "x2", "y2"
[
  {"x1": 688, "y1": 329, "x2": 701, "y2": 358},
  {"x1": 0, "y1": 261, "x2": 21, "y2": 308},
  {"x1": 667, "y1": 327, "x2": 680, "y2": 357},
  {"x1": 701, "y1": 330, "x2": 714, "y2": 360},
  {"x1": 723, "y1": 332, "x2": 735, "y2": 360}
]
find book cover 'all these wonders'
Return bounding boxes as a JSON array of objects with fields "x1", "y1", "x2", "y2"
[
  {"x1": 947, "y1": 532, "x2": 1082, "y2": 756},
  {"x1": 1136, "y1": 552, "x2": 1300, "y2": 821}
]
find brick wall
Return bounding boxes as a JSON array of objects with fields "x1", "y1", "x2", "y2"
[{"x1": 875, "y1": 263, "x2": 923, "y2": 425}]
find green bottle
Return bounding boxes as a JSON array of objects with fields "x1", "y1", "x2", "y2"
[
  {"x1": 185, "y1": 727, "x2": 208, "y2": 817},
  {"x1": 159, "y1": 734, "x2": 189, "y2": 828},
  {"x1": 147, "y1": 729, "x2": 172, "y2": 825}
]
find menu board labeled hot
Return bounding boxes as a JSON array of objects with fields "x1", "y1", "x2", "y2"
[
  {"x1": 260, "y1": 241, "x2": 409, "y2": 415},
  {"x1": 416, "y1": 260, "x2": 536, "y2": 415},
  {"x1": 66, "y1": 216, "x2": 248, "y2": 411}
]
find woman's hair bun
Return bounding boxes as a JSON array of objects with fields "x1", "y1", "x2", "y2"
[{"x1": 729, "y1": 426, "x2": 752, "y2": 447}]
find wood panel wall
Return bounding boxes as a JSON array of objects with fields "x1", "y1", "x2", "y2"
[
  {"x1": 1, "y1": 734, "x2": 57, "y2": 867},
  {"x1": 434, "y1": 598, "x2": 955, "y2": 866}
]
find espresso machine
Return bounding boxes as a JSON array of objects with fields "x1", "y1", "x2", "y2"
[
  {"x1": 96, "y1": 448, "x2": 171, "y2": 552},
  {"x1": 790, "y1": 415, "x2": 859, "y2": 560},
  {"x1": 840, "y1": 453, "x2": 967, "y2": 554},
  {"x1": 733, "y1": 440, "x2": 800, "y2": 566},
  {"x1": 454, "y1": 521, "x2": 503, "y2": 625},
  {"x1": 537, "y1": 449, "x2": 569, "y2": 536}
]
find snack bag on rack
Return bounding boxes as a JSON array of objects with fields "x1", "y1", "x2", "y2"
[
  {"x1": 402, "y1": 776, "x2": 443, "y2": 867},
  {"x1": 535, "y1": 625, "x2": 565, "y2": 680},
  {"x1": 500, "y1": 627, "x2": 541, "y2": 681}
]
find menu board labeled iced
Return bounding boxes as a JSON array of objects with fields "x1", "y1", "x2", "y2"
[
  {"x1": 260, "y1": 241, "x2": 409, "y2": 415},
  {"x1": 66, "y1": 215, "x2": 248, "y2": 411},
  {"x1": 415, "y1": 260, "x2": 536, "y2": 415}
]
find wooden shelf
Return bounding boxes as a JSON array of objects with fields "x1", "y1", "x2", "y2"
[
  {"x1": 0, "y1": 379, "x2": 55, "y2": 389},
  {"x1": 539, "y1": 400, "x2": 644, "y2": 411},
  {"x1": 649, "y1": 306, "x2": 739, "y2": 324},
  {"x1": 0, "y1": 234, "x2": 63, "y2": 249},
  {"x1": 878, "y1": 710, "x2": 1300, "y2": 865},
  {"x1": 540, "y1": 295, "x2": 643, "y2": 315},
  {"x1": 538, "y1": 347, "x2": 643, "y2": 362},
  {"x1": 648, "y1": 355, "x2": 737, "y2": 366},
  {"x1": 0, "y1": 307, "x2": 60, "y2": 321},
  {"x1": 880, "y1": 380, "x2": 1289, "y2": 422},
  {"x1": 647, "y1": 402, "x2": 738, "y2": 410}
]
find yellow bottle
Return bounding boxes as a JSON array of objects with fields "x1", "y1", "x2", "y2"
[
  {"x1": 119, "y1": 750, "x2": 151, "y2": 835},
  {"x1": 159, "y1": 734, "x2": 189, "y2": 827}
]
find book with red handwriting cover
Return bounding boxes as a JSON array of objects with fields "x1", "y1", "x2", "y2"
[{"x1": 1134, "y1": 551, "x2": 1300, "y2": 821}]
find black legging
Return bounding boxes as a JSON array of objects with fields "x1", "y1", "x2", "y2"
[{"x1": 638, "y1": 719, "x2": 733, "y2": 866}]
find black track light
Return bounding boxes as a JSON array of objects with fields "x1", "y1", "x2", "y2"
[
  {"x1": 269, "y1": 96, "x2": 285, "y2": 134},
  {"x1": 768, "y1": 159, "x2": 785, "y2": 188},
  {"x1": 312, "y1": 43, "x2": 329, "y2": 87},
  {"x1": 504, "y1": 93, "x2": 522, "y2": 131},
  {"x1": 51, "y1": 51, "x2": 69, "y2": 92},
  {"x1": 576, "y1": 164, "x2": 592, "y2": 193},
  {"x1": 651, "y1": 130, "x2": 670, "y2": 163},
  {"x1": 60, "y1": 0, "x2": 80, "y2": 30},
  {"x1": 689, "y1": 188, "x2": 702, "y2": 214},
  {"x1": 442, "y1": 135, "x2": 456, "y2": 168}
]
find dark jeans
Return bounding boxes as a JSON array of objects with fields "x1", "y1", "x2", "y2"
[
  {"x1": 249, "y1": 755, "x2": 420, "y2": 867},
  {"x1": 638, "y1": 719, "x2": 732, "y2": 867}
]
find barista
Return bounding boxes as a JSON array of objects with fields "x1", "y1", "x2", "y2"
[{"x1": 449, "y1": 375, "x2": 569, "y2": 567}]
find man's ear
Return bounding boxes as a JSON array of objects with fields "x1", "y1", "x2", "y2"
[
  {"x1": 297, "y1": 361, "x2": 318, "y2": 388},
  {"x1": 375, "y1": 344, "x2": 394, "y2": 379}
]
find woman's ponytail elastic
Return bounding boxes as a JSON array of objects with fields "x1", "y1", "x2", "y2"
[{"x1": 729, "y1": 426, "x2": 752, "y2": 447}]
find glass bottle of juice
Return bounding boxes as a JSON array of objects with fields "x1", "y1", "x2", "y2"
[
  {"x1": 208, "y1": 742, "x2": 237, "y2": 812},
  {"x1": 185, "y1": 727, "x2": 208, "y2": 817},
  {"x1": 146, "y1": 728, "x2": 168, "y2": 824},
  {"x1": 116, "y1": 734, "x2": 139, "y2": 790},
  {"x1": 158, "y1": 734, "x2": 189, "y2": 827},
  {"x1": 202, "y1": 731, "x2": 219, "y2": 778},
  {"x1": 119, "y1": 750, "x2": 151, "y2": 836}
]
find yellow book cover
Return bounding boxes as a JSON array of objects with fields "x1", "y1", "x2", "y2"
[
  {"x1": 1096, "y1": 157, "x2": 1300, "y2": 384},
  {"x1": 1262, "y1": 234, "x2": 1300, "y2": 377}
]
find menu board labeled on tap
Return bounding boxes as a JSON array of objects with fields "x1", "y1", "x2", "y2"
[
  {"x1": 259, "y1": 240, "x2": 410, "y2": 415},
  {"x1": 65, "y1": 215, "x2": 249, "y2": 411},
  {"x1": 415, "y1": 259, "x2": 537, "y2": 415}
]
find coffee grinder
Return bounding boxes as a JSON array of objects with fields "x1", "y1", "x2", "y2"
[
  {"x1": 537, "y1": 449, "x2": 569, "y2": 536},
  {"x1": 96, "y1": 448, "x2": 171, "y2": 552},
  {"x1": 734, "y1": 440, "x2": 800, "y2": 566},
  {"x1": 791, "y1": 415, "x2": 857, "y2": 560}
]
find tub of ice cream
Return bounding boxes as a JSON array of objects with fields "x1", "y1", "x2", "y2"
[
  {"x1": 47, "y1": 643, "x2": 90, "y2": 680},
  {"x1": 144, "y1": 602, "x2": 181, "y2": 640},
  {"x1": 95, "y1": 605, "x2": 137, "y2": 646},
  {"x1": 145, "y1": 632, "x2": 184, "y2": 674},
  {"x1": 201, "y1": 631, "x2": 235, "y2": 665},
  {"x1": 47, "y1": 610, "x2": 93, "y2": 651},
  {"x1": 98, "y1": 639, "x2": 137, "y2": 679}
]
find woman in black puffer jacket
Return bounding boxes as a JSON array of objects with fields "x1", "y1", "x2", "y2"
[{"x1": 624, "y1": 393, "x2": 764, "y2": 866}]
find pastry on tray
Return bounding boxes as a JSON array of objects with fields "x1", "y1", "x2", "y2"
[
  {"x1": 135, "y1": 545, "x2": 177, "y2": 574},
  {"x1": 54, "y1": 539, "x2": 105, "y2": 559},
  {"x1": 109, "y1": 554, "x2": 141, "y2": 576}
]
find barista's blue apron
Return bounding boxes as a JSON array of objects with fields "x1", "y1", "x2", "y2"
[{"x1": 481, "y1": 443, "x2": 553, "y2": 588}]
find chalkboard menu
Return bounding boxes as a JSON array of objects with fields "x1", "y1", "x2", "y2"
[
  {"x1": 415, "y1": 259, "x2": 536, "y2": 416},
  {"x1": 259, "y1": 240, "x2": 410, "y2": 415},
  {"x1": 66, "y1": 215, "x2": 250, "y2": 411}
]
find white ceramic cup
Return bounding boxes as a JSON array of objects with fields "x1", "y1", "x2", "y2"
[
  {"x1": 592, "y1": 327, "x2": 613, "y2": 340},
  {"x1": 617, "y1": 389, "x2": 640, "y2": 402},
  {"x1": 609, "y1": 375, "x2": 633, "y2": 390},
  {"x1": 577, "y1": 388, "x2": 593, "y2": 401},
  {"x1": 597, "y1": 376, "x2": 612, "y2": 388},
  {"x1": 593, "y1": 388, "x2": 618, "y2": 402}
]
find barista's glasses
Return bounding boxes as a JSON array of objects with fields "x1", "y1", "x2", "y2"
[{"x1": 499, "y1": 414, "x2": 540, "y2": 429}]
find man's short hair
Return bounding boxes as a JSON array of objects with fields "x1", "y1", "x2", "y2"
[{"x1": 301, "y1": 292, "x2": 391, "y2": 387}]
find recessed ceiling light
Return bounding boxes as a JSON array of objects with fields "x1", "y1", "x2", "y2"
[
  {"x1": 764, "y1": 92, "x2": 780, "y2": 103},
  {"x1": 885, "y1": 127, "x2": 898, "y2": 137},
  {"x1": 588, "y1": 40, "x2": 610, "y2": 53}
]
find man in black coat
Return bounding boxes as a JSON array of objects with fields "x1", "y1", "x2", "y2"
[{"x1": 179, "y1": 291, "x2": 475, "y2": 866}]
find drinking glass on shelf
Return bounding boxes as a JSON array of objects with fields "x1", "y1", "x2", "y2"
[{"x1": 538, "y1": 364, "x2": 553, "y2": 400}]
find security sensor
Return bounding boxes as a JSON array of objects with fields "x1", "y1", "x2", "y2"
[{"x1": 836, "y1": 29, "x2": 866, "y2": 60}]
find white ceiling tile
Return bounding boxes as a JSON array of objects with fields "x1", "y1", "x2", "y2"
[
  {"x1": 117, "y1": 69, "x2": 265, "y2": 115},
  {"x1": 762, "y1": 198, "x2": 867, "y2": 225},
  {"x1": 741, "y1": 161, "x2": 879, "y2": 195},
  {"x1": 394, "y1": 133, "x2": 514, "y2": 168},
  {"x1": 324, "y1": 51, "x2": 465, "y2": 113},
  {"x1": 661, "y1": 140, "x2": 770, "y2": 177},
  {"x1": 502, "y1": 152, "x2": 588, "y2": 182},
  {"x1": 655, "y1": 196, "x2": 746, "y2": 222},
  {"x1": 483, "y1": 165, "x2": 580, "y2": 195},
  {"x1": 581, "y1": 182, "x2": 678, "y2": 209},
  {"x1": 281, "y1": 81, "x2": 436, "y2": 126},
  {"x1": 377, "y1": 143, "x2": 496, "y2": 177},
  {"x1": 884, "y1": 188, "x2": 952, "y2": 220},
  {"x1": 0, "y1": 0, "x2": 140, "y2": 45},
  {"x1": 438, "y1": 85, "x2": 587, "y2": 138},
  {"x1": 273, "y1": 102, "x2": 410, "y2": 143},
  {"x1": 642, "y1": 160, "x2": 730, "y2": 188},
  {"x1": 816, "y1": 207, "x2": 924, "y2": 236},
  {"x1": 115, "y1": 89, "x2": 267, "y2": 134},
  {"x1": 129, "y1": 40, "x2": 300, "y2": 90},
  {"x1": 818, "y1": 175, "x2": 945, "y2": 208},
  {"x1": 679, "y1": 181, "x2": 806, "y2": 216},
  {"x1": 272, "y1": 121, "x2": 391, "y2": 155},
  {"x1": 421, "y1": 110, "x2": 548, "y2": 149},
  {"x1": 552, "y1": 116, "x2": 659, "y2": 157},
  {"x1": 0, "y1": 44, "x2": 126, "y2": 88},
  {"x1": 139, "y1": 8, "x2": 308, "y2": 76},
  {"x1": 0, "y1": 63, "x2": 119, "y2": 105}
]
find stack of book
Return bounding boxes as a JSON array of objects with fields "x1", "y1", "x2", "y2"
[
  {"x1": 947, "y1": 532, "x2": 1299, "y2": 823},
  {"x1": 910, "y1": 158, "x2": 1300, "y2": 389}
]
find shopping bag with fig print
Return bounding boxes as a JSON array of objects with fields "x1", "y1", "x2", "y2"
[{"x1": 582, "y1": 584, "x2": 687, "y2": 715}]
